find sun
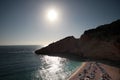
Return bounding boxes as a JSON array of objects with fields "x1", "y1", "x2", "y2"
[{"x1": 47, "y1": 9, "x2": 58, "y2": 22}]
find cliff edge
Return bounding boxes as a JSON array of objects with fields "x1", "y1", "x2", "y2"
[{"x1": 35, "y1": 20, "x2": 120, "y2": 66}]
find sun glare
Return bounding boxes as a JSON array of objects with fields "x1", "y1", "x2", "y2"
[{"x1": 47, "y1": 9, "x2": 58, "y2": 22}]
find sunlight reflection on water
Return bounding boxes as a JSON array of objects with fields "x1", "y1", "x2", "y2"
[
  {"x1": 0, "y1": 46, "x2": 80, "y2": 80},
  {"x1": 38, "y1": 55, "x2": 68, "y2": 80}
]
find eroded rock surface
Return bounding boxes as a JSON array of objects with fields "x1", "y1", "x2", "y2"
[{"x1": 35, "y1": 20, "x2": 120, "y2": 66}]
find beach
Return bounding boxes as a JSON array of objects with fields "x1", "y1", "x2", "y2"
[{"x1": 68, "y1": 62, "x2": 120, "y2": 80}]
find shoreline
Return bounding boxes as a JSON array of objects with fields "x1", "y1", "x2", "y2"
[
  {"x1": 68, "y1": 62, "x2": 120, "y2": 80},
  {"x1": 68, "y1": 62, "x2": 87, "y2": 80}
]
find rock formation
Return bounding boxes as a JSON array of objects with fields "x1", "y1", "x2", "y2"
[{"x1": 35, "y1": 20, "x2": 120, "y2": 66}]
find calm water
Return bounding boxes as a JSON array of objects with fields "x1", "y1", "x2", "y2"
[{"x1": 0, "y1": 45, "x2": 81, "y2": 80}]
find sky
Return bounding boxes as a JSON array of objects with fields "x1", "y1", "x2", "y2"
[{"x1": 0, "y1": 0, "x2": 120, "y2": 46}]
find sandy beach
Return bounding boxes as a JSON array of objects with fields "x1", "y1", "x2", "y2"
[{"x1": 68, "y1": 62, "x2": 120, "y2": 80}]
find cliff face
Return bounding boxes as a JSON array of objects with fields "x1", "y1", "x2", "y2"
[
  {"x1": 35, "y1": 20, "x2": 120, "y2": 64},
  {"x1": 77, "y1": 20, "x2": 120, "y2": 61}
]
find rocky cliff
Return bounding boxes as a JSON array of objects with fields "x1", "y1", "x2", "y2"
[{"x1": 35, "y1": 20, "x2": 120, "y2": 66}]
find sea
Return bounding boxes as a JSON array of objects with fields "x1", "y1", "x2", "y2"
[{"x1": 0, "y1": 45, "x2": 81, "y2": 80}]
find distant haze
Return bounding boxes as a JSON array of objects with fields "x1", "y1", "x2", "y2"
[{"x1": 0, "y1": 0, "x2": 120, "y2": 46}]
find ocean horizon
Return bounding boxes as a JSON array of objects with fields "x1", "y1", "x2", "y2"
[{"x1": 0, "y1": 45, "x2": 81, "y2": 80}]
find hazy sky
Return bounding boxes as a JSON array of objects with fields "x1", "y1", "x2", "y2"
[{"x1": 0, "y1": 0, "x2": 120, "y2": 46}]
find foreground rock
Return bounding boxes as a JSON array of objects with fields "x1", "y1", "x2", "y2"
[{"x1": 35, "y1": 20, "x2": 120, "y2": 66}]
